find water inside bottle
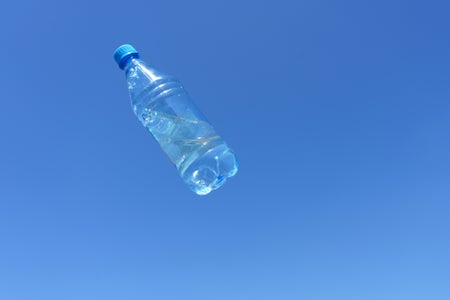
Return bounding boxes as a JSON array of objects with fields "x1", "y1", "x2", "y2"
[{"x1": 138, "y1": 101, "x2": 238, "y2": 195}]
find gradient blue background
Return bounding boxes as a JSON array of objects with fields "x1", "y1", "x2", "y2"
[{"x1": 1, "y1": 0, "x2": 449, "y2": 299}]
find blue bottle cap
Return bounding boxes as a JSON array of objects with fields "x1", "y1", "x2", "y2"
[{"x1": 114, "y1": 44, "x2": 140, "y2": 69}]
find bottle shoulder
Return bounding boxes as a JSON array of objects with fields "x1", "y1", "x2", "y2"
[{"x1": 125, "y1": 59, "x2": 176, "y2": 94}]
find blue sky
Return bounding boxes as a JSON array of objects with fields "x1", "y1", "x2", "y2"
[{"x1": 1, "y1": 0, "x2": 450, "y2": 299}]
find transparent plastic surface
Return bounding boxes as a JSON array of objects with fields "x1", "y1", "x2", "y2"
[{"x1": 124, "y1": 58, "x2": 238, "y2": 195}]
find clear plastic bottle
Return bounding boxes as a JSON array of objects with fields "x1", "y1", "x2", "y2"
[{"x1": 114, "y1": 44, "x2": 238, "y2": 195}]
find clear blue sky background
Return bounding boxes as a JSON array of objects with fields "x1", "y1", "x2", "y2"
[{"x1": 1, "y1": 0, "x2": 449, "y2": 299}]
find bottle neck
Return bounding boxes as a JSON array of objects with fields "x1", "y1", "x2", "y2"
[
  {"x1": 124, "y1": 58, "x2": 168, "y2": 83},
  {"x1": 123, "y1": 57, "x2": 141, "y2": 73}
]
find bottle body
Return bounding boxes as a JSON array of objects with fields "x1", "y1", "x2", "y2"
[{"x1": 124, "y1": 58, "x2": 238, "y2": 195}]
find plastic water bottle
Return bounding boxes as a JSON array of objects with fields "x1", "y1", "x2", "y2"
[{"x1": 114, "y1": 44, "x2": 238, "y2": 195}]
